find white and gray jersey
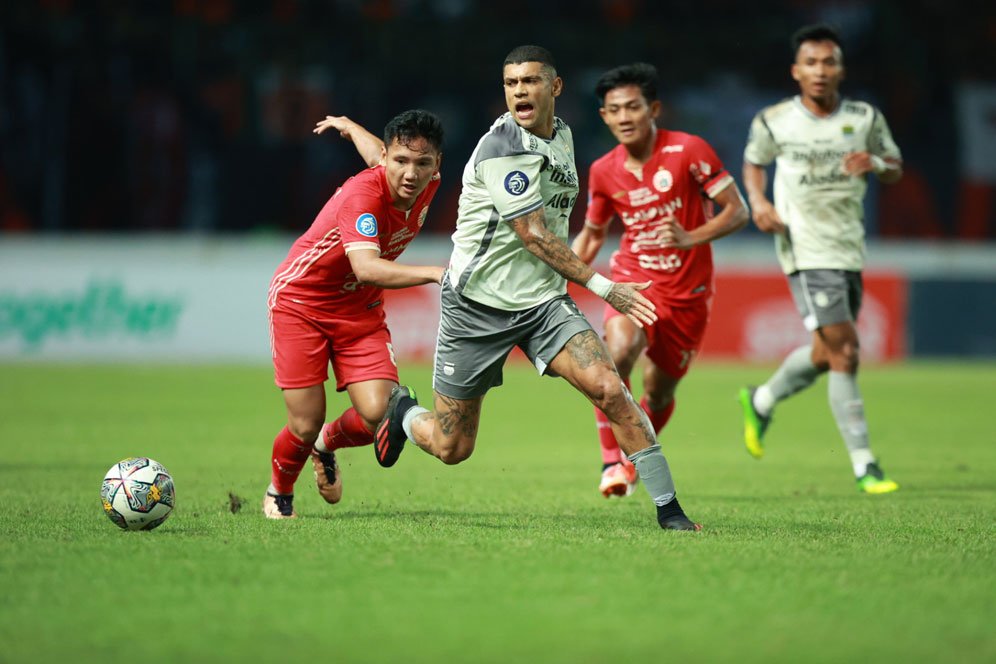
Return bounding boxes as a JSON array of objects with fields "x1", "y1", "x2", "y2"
[
  {"x1": 744, "y1": 96, "x2": 901, "y2": 274},
  {"x1": 447, "y1": 113, "x2": 580, "y2": 310}
]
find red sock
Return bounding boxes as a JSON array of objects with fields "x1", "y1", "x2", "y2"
[
  {"x1": 596, "y1": 378, "x2": 632, "y2": 465},
  {"x1": 270, "y1": 426, "x2": 313, "y2": 495},
  {"x1": 322, "y1": 407, "x2": 373, "y2": 451},
  {"x1": 641, "y1": 397, "x2": 675, "y2": 434}
]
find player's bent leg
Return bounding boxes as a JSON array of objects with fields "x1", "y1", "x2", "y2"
[{"x1": 417, "y1": 392, "x2": 482, "y2": 464}]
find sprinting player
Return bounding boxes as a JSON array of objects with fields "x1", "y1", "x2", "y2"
[
  {"x1": 571, "y1": 63, "x2": 748, "y2": 498},
  {"x1": 263, "y1": 110, "x2": 445, "y2": 519},
  {"x1": 375, "y1": 45, "x2": 701, "y2": 531},
  {"x1": 739, "y1": 24, "x2": 903, "y2": 493}
]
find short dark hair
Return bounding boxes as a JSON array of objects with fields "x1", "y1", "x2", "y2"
[
  {"x1": 503, "y1": 45, "x2": 557, "y2": 77},
  {"x1": 594, "y1": 62, "x2": 658, "y2": 103},
  {"x1": 383, "y1": 109, "x2": 443, "y2": 152},
  {"x1": 791, "y1": 23, "x2": 843, "y2": 57}
]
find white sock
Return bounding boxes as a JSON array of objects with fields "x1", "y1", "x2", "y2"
[
  {"x1": 402, "y1": 406, "x2": 430, "y2": 442},
  {"x1": 753, "y1": 385, "x2": 775, "y2": 416},
  {"x1": 850, "y1": 449, "x2": 875, "y2": 477},
  {"x1": 314, "y1": 430, "x2": 330, "y2": 453}
]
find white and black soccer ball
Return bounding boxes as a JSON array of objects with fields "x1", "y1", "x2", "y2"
[{"x1": 101, "y1": 457, "x2": 175, "y2": 531}]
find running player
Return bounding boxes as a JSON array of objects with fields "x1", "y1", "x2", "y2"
[
  {"x1": 263, "y1": 110, "x2": 445, "y2": 518},
  {"x1": 571, "y1": 63, "x2": 748, "y2": 498},
  {"x1": 739, "y1": 24, "x2": 903, "y2": 493},
  {"x1": 375, "y1": 45, "x2": 701, "y2": 531}
]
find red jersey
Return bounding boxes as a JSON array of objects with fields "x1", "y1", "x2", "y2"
[
  {"x1": 268, "y1": 166, "x2": 440, "y2": 314},
  {"x1": 586, "y1": 129, "x2": 733, "y2": 303}
]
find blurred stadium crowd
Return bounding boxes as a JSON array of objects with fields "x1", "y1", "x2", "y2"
[{"x1": 1, "y1": 0, "x2": 994, "y2": 237}]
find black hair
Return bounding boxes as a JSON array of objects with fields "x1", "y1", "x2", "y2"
[
  {"x1": 594, "y1": 62, "x2": 658, "y2": 103},
  {"x1": 791, "y1": 23, "x2": 843, "y2": 57},
  {"x1": 503, "y1": 45, "x2": 557, "y2": 77},
  {"x1": 383, "y1": 109, "x2": 443, "y2": 152}
]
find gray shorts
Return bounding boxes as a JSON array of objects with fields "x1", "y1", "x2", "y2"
[
  {"x1": 432, "y1": 277, "x2": 594, "y2": 399},
  {"x1": 788, "y1": 269, "x2": 863, "y2": 331}
]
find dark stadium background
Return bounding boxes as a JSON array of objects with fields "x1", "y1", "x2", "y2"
[{"x1": 2, "y1": 0, "x2": 993, "y2": 238}]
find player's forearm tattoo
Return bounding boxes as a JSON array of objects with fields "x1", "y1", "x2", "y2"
[
  {"x1": 565, "y1": 330, "x2": 612, "y2": 370},
  {"x1": 435, "y1": 394, "x2": 480, "y2": 439},
  {"x1": 604, "y1": 288, "x2": 639, "y2": 316},
  {"x1": 511, "y1": 211, "x2": 592, "y2": 285}
]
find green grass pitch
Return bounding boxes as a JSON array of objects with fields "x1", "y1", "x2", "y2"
[{"x1": 1, "y1": 361, "x2": 993, "y2": 662}]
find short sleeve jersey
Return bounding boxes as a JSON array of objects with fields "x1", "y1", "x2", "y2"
[
  {"x1": 267, "y1": 165, "x2": 440, "y2": 314},
  {"x1": 744, "y1": 96, "x2": 901, "y2": 274},
  {"x1": 587, "y1": 129, "x2": 733, "y2": 303},
  {"x1": 447, "y1": 113, "x2": 580, "y2": 310}
]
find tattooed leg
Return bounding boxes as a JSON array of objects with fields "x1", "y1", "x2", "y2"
[
  {"x1": 551, "y1": 331, "x2": 658, "y2": 456},
  {"x1": 407, "y1": 392, "x2": 484, "y2": 465}
]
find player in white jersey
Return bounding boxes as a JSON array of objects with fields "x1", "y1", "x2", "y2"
[
  {"x1": 375, "y1": 45, "x2": 702, "y2": 531},
  {"x1": 739, "y1": 24, "x2": 903, "y2": 494}
]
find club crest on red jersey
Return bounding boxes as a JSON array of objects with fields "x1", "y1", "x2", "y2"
[{"x1": 653, "y1": 168, "x2": 674, "y2": 193}]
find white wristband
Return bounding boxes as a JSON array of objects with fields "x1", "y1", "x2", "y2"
[
  {"x1": 869, "y1": 155, "x2": 888, "y2": 174},
  {"x1": 585, "y1": 272, "x2": 614, "y2": 299}
]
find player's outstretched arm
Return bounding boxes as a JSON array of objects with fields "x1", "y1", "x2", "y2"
[
  {"x1": 314, "y1": 115, "x2": 385, "y2": 168},
  {"x1": 570, "y1": 221, "x2": 609, "y2": 264},
  {"x1": 743, "y1": 161, "x2": 785, "y2": 234},
  {"x1": 662, "y1": 183, "x2": 749, "y2": 250},
  {"x1": 346, "y1": 248, "x2": 444, "y2": 289},
  {"x1": 510, "y1": 209, "x2": 657, "y2": 327}
]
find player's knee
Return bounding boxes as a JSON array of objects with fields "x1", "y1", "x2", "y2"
[
  {"x1": 438, "y1": 443, "x2": 472, "y2": 465},
  {"x1": 644, "y1": 389, "x2": 674, "y2": 412},
  {"x1": 288, "y1": 416, "x2": 323, "y2": 444},
  {"x1": 592, "y1": 377, "x2": 628, "y2": 415},
  {"x1": 834, "y1": 343, "x2": 860, "y2": 373}
]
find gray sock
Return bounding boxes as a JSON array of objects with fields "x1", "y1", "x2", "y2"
[
  {"x1": 402, "y1": 405, "x2": 429, "y2": 442},
  {"x1": 828, "y1": 371, "x2": 874, "y2": 475},
  {"x1": 627, "y1": 444, "x2": 676, "y2": 506},
  {"x1": 758, "y1": 345, "x2": 822, "y2": 414}
]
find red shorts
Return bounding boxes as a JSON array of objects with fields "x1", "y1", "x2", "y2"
[
  {"x1": 269, "y1": 304, "x2": 399, "y2": 391},
  {"x1": 604, "y1": 295, "x2": 711, "y2": 379}
]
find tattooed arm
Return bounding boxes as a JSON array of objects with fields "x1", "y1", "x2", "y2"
[{"x1": 509, "y1": 209, "x2": 657, "y2": 327}]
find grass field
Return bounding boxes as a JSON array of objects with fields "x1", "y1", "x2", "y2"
[{"x1": 1, "y1": 361, "x2": 993, "y2": 663}]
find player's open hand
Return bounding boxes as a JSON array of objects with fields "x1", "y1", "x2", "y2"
[
  {"x1": 607, "y1": 282, "x2": 657, "y2": 328},
  {"x1": 314, "y1": 115, "x2": 356, "y2": 140},
  {"x1": 660, "y1": 216, "x2": 694, "y2": 250},
  {"x1": 750, "y1": 198, "x2": 785, "y2": 234}
]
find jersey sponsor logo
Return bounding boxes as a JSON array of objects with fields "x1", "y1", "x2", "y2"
[
  {"x1": 356, "y1": 213, "x2": 378, "y2": 237},
  {"x1": 545, "y1": 158, "x2": 579, "y2": 187},
  {"x1": 652, "y1": 168, "x2": 673, "y2": 193},
  {"x1": 504, "y1": 171, "x2": 529, "y2": 196},
  {"x1": 627, "y1": 186, "x2": 659, "y2": 207},
  {"x1": 798, "y1": 172, "x2": 851, "y2": 186},
  {"x1": 790, "y1": 148, "x2": 849, "y2": 164},
  {"x1": 661, "y1": 144, "x2": 684, "y2": 153},
  {"x1": 638, "y1": 253, "x2": 683, "y2": 272},
  {"x1": 546, "y1": 192, "x2": 577, "y2": 210},
  {"x1": 620, "y1": 197, "x2": 683, "y2": 227}
]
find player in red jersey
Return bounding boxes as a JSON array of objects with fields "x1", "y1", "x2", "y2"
[
  {"x1": 572, "y1": 63, "x2": 749, "y2": 497},
  {"x1": 263, "y1": 109, "x2": 444, "y2": 519}
]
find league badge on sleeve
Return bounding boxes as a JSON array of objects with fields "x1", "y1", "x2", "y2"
[
  {"x1": 356, "y1": 213, "x2": 378, "y2": 237},
  {"x1": 504, "y1": 171, "x2": 529, "y2": 196}
]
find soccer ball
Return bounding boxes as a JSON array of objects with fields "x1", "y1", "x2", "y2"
[{"x1": 101, "y1": 457, "x2": 175, "y2": 531}]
